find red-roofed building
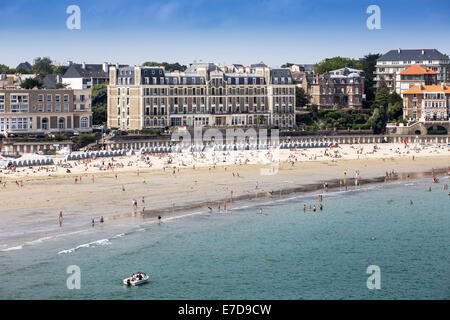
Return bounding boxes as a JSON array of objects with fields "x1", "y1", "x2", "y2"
[
  {"x1": 402, "y1": 83, "x2": 450, "y2": 123},
  {"x1": 399, "y1": 65, "x2": 438, "y2": 93}
]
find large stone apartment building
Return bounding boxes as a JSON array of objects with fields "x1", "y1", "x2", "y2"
[
  {"x1": 303, "y1": 67, "x2": 365, "y2": 109},
  {"x1": 0, "y1": 88, "x2": 92, "y2": 135},
  {"x1": 107, "y1": 63, "x2": 296, "y2": 130},
  {"x1": 374, "y1": 48, "x2": 450, "y2": 94}
]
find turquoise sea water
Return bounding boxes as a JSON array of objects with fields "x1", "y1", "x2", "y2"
[{"x1": 0, "y1": 177, "x2": 449, "y2": 299}]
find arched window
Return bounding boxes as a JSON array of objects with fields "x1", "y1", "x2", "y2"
[
  {"x1": 154, "y1": 118, "x2": 158, "y2": 126},
  {"x1": 58, "y1": 118, "x2": 65, "y2": 129},
  {"x1": 145, "y1": 118, "x2": 150, "y2": 127},
  {"x1": 42, "y1": 118, "x2": 48, "y2": 130},
  {"x1": 80, "y1": 117, "x2": 88, "y2": 128}
]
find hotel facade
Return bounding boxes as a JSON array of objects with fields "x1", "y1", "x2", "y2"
[
  {"x1": 0, "y1": 88, "x2": 92, "y2": 135},
  {"x1": 107, "y1": 63, "x2": 296, "y2": 130}
]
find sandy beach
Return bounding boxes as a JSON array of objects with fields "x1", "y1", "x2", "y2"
[{"x1": 0, "y1": 142, "x2": 449, "y2": 247}]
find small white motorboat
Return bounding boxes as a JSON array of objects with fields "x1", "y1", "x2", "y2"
[{"x1": 123, "y1": 272, "x2": 149, "y2": 286}]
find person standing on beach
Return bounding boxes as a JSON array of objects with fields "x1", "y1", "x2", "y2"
[
  {"x1": 259, "y1": 208, "x2": 263, "y2": 215},
  {"x1": 303, "y1": 204, "x2": 306, "y2": 212},
  {"x1": 59, "y1": 211, "x2": 63, "y2": 227},
  {"x1": 157, "y1": 216, "x2": 162, "y2": 225}
]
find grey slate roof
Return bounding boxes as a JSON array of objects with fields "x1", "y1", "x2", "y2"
[
  {"x1": 270, "y1": 69, "x2": 293, "y2": 84},
  {"x1": 16, "y1": 62, "x2": 32, "y2": 72},
  {"x1": 63, "y1": 63, "x2": 128, "y2": 79},
  {"x1": 42, "y1": 75, "x2": 59, "y2": 89},
  {"x1": 377, "y1": 49, "x2": 449, "y2": 62},
  {"x1": 251, "y1": 62, "x2": 267, "y2": 68}
]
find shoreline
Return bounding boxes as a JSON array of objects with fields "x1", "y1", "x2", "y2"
[
  {"x1": 1, "y1": 165, "x2": 448, "y2": 251},
  {"x1": 0, "y1": 143, "x2": 449, "y2": 250}
]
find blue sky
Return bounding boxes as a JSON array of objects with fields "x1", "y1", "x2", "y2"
[{"x1": 1, "y1": 0, "x2": 450, "y2": 67}]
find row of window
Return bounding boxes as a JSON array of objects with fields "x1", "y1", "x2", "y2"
[
  {"x1": 0, "y1": 117, "x2": 32, "y2": 131},
  {"x1": 0, "y1": 104, "x2": 86, "y2": 113},
  {"x1": 118, "y1": 87, "x2": 294, "y2": 96},
  {"x1": 0, "y1": 94, "x2": 86, "y2": 103},
  {"x1": 321, "y1": 87, "x2": 360, "y2": 94},
  {"x1": 0, "y1": 117, "x2": 89, "y2": 130}
]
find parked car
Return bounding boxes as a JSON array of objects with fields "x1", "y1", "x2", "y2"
[{"x1": 62, "y1": 132, "x2": 74, "y2": 138}]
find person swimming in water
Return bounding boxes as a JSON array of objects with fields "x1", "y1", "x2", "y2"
[
  {"x1": 157, "y1": 216, "x2": 162, "y2": 225},
  {"x1": 313, "y1": 205, "x2": 316, "y2": 212}
]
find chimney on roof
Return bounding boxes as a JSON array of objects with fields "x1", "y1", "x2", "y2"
[
  {"x1": 102, "y1": 62, "x2": 109, "y2": 73},
  {"x1": 421, "y1": 49, "x2": 425, "y2": 55},
  {"x1": 82, "y1": 62, "x2": 86, "y2": 69},
  {"x1": 116, "y1": 63, "x2": 119, "y2": 69},
  {"x1": 398, "y1": 48, "x2": 401, "y2": 53}
]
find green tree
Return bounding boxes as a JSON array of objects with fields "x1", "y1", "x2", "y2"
[
  {"x1": 53, "y1": 65, "x2": 69, "y2": 76},
  {"x1": 314, "y1": 57, "x2": 363, "y2": 74},
  {"x1": 374, "y1": 87, "x2": 390, "y2": 109},
  {"x1": 91, "y1": 82, "x2": 108, "y2": 125},
  {"x1": 295, "y1": 87, "x2": 308, "y2": 108},
  {"x1": 360, "y1": 53, "x2": 381, "y2": 105},
  {"x1": 387, "y1": 102, "x2": 403, "y2": 122},
  {"x1": 20, "y1": 77, "x2": 43, "y2": 89},
  {"x1": 55, "y1": 82, "x2": 67, "y2": 89},
  {"x1": 32, "y1": 57, "x2": 54, "y2": 76},
  {"x1": 0, "y1": 64, "x2": 15, "y2": 74},
  {"x1": 388, "y1": 91, "x2": 402, "y2": 105},
  {"x1": 73, "y1": 134, "x2": 97, "y2": 149}
]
